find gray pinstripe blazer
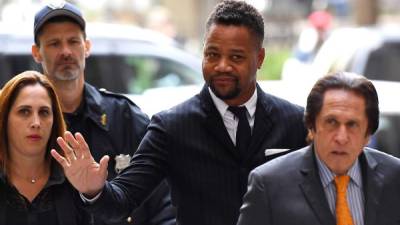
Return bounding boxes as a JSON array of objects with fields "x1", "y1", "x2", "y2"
[{"x1": 86, "y1": 84, "x2": 308, "y2": 225}]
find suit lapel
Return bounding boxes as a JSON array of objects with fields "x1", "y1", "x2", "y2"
[
  {"x1": 299, "y1": 147, "x2": 336, "y2": 225},
  {"x1": 361, "y1": 150, "x2": 383, "y2": 225},
  {"x1": 199, "y1": 85, "x2": 240, "y2": 160},
  {"x1": 244, "y1": 87, "x2": 273, "y2": 161}
]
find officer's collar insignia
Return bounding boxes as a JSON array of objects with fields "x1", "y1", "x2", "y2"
[{"x1": 101, "y1": 113, "x2": 107, "y2": 126}]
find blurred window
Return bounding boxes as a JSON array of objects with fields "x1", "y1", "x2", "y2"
[
  {"x1": 85, "y1": 55, "x2": 200, "y2": 94},
  {"x1": 0, "y1": 54, "x2": 38, "y2": 85},
  {"x1": 0, "y1": 54, "x2": 200, "y2": 94},
  {"x1": 364, "y1": 42, "x2": 400, "y2": 81},
  {"x1": 374, "y1": 114, "x2": 400, "y2": 157}
]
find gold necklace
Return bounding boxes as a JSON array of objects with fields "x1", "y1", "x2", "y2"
[
  {"x1": 11, "y1": 169, "x2": 48, "y2": 184},
  {"x1": 28, "y1": 172, "x2": 49, "y2": 184}
]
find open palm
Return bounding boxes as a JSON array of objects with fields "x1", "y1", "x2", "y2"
[{"x1": 51, "y1": 131, "x2": 109, "y2": 198}]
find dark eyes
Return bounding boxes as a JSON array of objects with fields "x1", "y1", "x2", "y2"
[
  {"x1": 204, "y1": 52, "x2": 244, "y2": 62},
  {"x1": 205, "y1": 52, "x2": 218, "y2": 58},
  {"x1": 70, "y1": 39, "x2": 81, "y2": 44},
  {"x1": 48, "y1": 42, "x2": 59, "y2": 47},
  {"x1": 326, "y1": 118, "x2": 337, "y2": 125},
  {"x1": 39, "y1": 109, "x2": 51, "y2": 116},
  {"x1": 325, "y1": 118, "x2": 358, "y2": 129},
  {"x1": 18, "y1": 108, "x2": 30, "y2": 116},
  {"x1": 17, "y1": 108, "x2": 51, "y2": 117},
  {"x1": 346, "y1": 121, "x2": 358, "y2": 128},
  {"x1": 47, "y1": 39, "x2": 81, "y2": 47},
  {"x1": 231, "y1": 55, "x2": 244, "y2": 61}
]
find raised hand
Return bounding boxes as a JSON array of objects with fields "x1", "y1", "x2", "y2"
[{"x1": 51, "y1": 131, "x2": 109, "y2": 197}]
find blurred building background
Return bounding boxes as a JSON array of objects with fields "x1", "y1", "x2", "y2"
[
  {"x1": 2, "y1": 0, "x2": 400, "y2": 154},
  {"x1": 1, "y1": 0, "x2": 400, "y2": 79}
]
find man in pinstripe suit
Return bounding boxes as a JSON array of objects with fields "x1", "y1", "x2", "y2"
[
  {"x1": 51, "y1": 1, "x2": 307, "y2": 225},
  {"x1": 237, "y1": 72, "x2": 400, "y2": 225}
]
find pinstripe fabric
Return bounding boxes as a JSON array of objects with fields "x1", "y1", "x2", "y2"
[
  {"x1": 316, "y1": 153, "x2": 365, "y2": 225},
  {"x1": 91, "y1": 85, "x2": 308, "y2": 225}
]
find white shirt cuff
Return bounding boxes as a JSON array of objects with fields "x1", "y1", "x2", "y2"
[{"x1": 80, "y1": 191, "x2": 102, "y2": 204}]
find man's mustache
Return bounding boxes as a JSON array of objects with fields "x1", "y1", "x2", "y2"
[
  {"x1": 56, "y1": 57, "x2": 77, "y2": 65},
  {"x1": 210, "y1": 73, "x2": 238, "y2": 80}
]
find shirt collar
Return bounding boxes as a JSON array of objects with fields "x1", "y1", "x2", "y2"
[
  {"x1": 315, "y1": 148, "x2": 363, "y2": 188},
  {"x1": 208, "y1": 87, "x2": 257, "y2": 119}
]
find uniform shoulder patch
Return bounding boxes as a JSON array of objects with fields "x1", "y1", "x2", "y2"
[{"x1": 98, "y1": 88, "x2": 136, "y2": 104}]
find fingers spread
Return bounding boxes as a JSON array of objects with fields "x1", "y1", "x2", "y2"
[
  {"x1": 57, "y1": 134, "x2": 76, "y2": 163},
  {"x1": 51, "y1": 149, "x2": 70, "y2": 168},
  {"x1": 75, "y1": 132, "x2": 92, "y2": 160},
  {"x1": 64, "y1": 131, "x2": 80, "y2": 157}
]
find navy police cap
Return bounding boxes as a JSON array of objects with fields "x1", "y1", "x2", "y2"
[{"x1": 34, "y1": 1, "x2": 85, "y2": 39}]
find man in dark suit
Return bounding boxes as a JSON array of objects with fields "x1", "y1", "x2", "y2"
[
  {"x1": 51, "y1": 1, "x2": 307, "y2": 225},
  {"x1": 237, "y1": 72, "x2": 400, "y2": 225}
]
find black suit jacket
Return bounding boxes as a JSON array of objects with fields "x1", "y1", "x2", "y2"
[
  {"x1": 87, "y1": 84, "x2": 307, "y2": 225},
  {"x1": 237, "y1": 146, "x2": 400, "y2": 225}
]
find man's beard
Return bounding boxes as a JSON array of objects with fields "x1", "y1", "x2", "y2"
[
  {"x1": 208, "y1": 74, "x2": 240, "y2": 100},
  {"x1": 54, "y1": 68, "x2": 80, "y2": 81},
  {"x1": 53, "y1": 56, "x2": 82, "y2": 81}
]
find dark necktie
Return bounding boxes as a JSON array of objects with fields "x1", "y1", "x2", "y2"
[{"x1": 228, "y1": 106, "x2": 251, "y2": 156}]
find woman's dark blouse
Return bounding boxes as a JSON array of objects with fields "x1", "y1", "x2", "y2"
[{"x1": 0, "y1": 162, "x2": 89, "y2": 225}]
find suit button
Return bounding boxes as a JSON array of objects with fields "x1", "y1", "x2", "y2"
[{"x1": 126, "y1": 217, "x2": 133, "y2": 223}]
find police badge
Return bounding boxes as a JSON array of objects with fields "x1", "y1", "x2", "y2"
[{"x1": 115, "y1": 154, "x2": 132, "y2": 174}]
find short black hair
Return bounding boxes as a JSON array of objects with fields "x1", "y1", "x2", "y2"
[
  {"x1": 34, "y1": 16, "x2": 86, "y2": 46},
  {"x1": 305, "y1": 72, "x2": 379, "y2": 136},
  {"x1": 205, "y1": 0, "x2": 264, "y2": 47}
]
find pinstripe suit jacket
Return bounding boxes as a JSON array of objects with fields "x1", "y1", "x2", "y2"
[
  {"x1": 87, "y1": 84, "x2": 308, "y2": 225},
  {"x1": 237, "y1": 146, "x2": 400, "y2": 225}
]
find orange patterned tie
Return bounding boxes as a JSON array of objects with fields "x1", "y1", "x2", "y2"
[{"x1": 334, "y1": 175, "x2": 354, "y2": 225}]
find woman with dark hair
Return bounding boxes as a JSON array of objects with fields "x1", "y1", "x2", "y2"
[{"x1": 0, "y1": 71, "x2": 88, "y2": 224}]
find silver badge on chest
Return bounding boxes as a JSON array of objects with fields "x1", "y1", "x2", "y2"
[{"x1": 115, "y1": 154, "x2": 132, "y2": 174}]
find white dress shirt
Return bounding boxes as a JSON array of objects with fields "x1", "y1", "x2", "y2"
[{"x1": 208, "y1": 87, "x2": 257, "y2": 145}]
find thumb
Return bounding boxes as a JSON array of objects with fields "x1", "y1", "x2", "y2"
[{"x1": 99, "y1": 155, "x2": 110, "y2": 178}]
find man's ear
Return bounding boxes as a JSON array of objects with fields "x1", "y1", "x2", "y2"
[
  {"x1": 31, "y1": 44, "x2": 42, "y2": 63},
  {"x1": 84, "y1": 39, "x2": 91, "y2": 58},
  {"x1": 306, "y1": 128, "x2": 315, "y2": 143},
  {"x1": 257, "y1": 47, "x2": 265, "y2": 69}
]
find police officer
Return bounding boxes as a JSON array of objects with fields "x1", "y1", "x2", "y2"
[{"x1": 31, "y1": 2, "x2": 175, "y2": 225}]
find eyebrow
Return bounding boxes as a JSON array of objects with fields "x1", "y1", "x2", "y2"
[
  {"x1": 15, "y1": 105, "x2": 51, "y2": 109},
  {"x1": 229, "y1": 49, "x2": 245, "y2": 54},
  {"x1": 15, "y1": 104, "x2": 32, "y2": 109}
]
